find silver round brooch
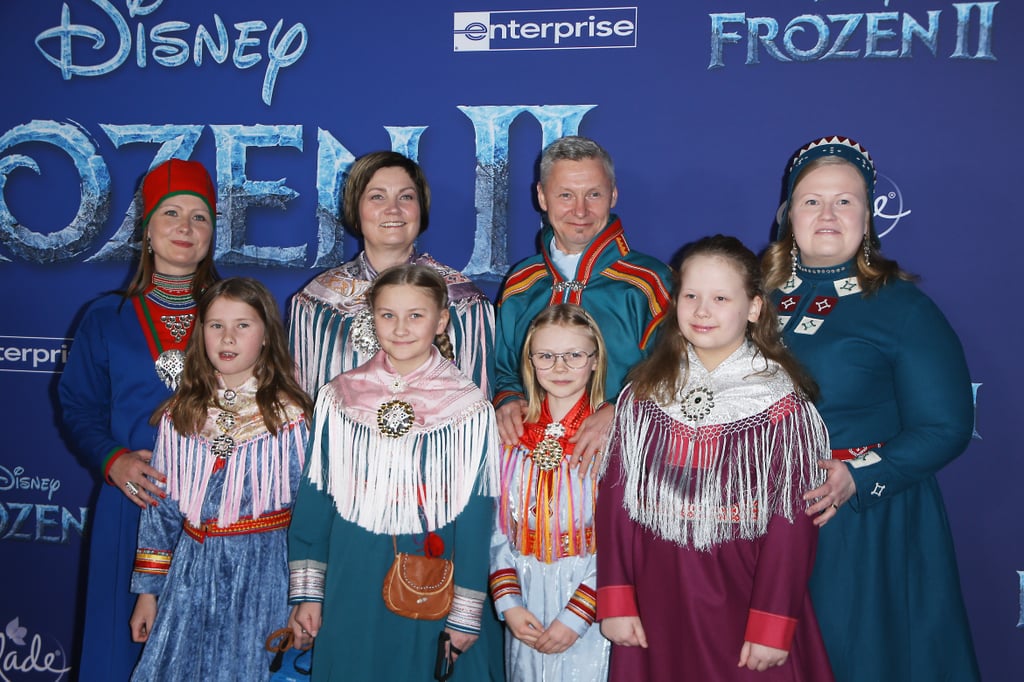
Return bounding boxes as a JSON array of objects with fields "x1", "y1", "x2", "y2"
[
  {"x1": 681, "y1": 386, "x2": 715, "y2": 421},
  {"x1": 377, "y1": 400, "x2": 415, "y2": 438}
]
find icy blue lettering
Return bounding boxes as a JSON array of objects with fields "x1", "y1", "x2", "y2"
[
  {"x1": 150, "y1": 21, "x2": 190, "y2": 67},
  {"x1": 783, "y1": 15, "x2": 829, "y2": 61},
  {"x1": 865, "y1": 13, "x2": 900, "y2": 58},
  {"x1": 194, "y1": 14, "x2": 229, "y2": 65},
  {"x1": 951, "y1": 3, "x2": 997, "y2": 60},
  {"x1": 311, "y1": 128, "x2": 356, "y2": 268},
  {"x1": 0, "y1": 121, "x2": 110, "y2": 263},
  {"x1": 901, "y1": 11, "x2": 941, "y2": 57},
  {"x1": 708, "y1": 13, "x2": 745, "y2": 68},
  {"x1": 263, "y1": 21, "x2": 308, "y2": 106},
  {"x1": 210, "y1": 124, "x2": 304, "y2": 267},
  {"x1": 822, "y1": 15, "x2": 862, "y2": 59},
  {"x1": 232, "y1": 21, "x2": 266, "y2": 69}
]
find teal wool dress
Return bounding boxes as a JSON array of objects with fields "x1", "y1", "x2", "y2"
[{"x1": 774, "y1": 261, "x2": 980, "y2": 682}]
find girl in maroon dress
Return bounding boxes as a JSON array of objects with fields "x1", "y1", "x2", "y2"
[{"x1": 597, "y1": 235, "x2": 834, "y2": 681}]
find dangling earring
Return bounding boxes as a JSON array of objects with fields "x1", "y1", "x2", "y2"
[
  {"x1": 862, "y1": 235, "x2": 871, "y2": 267},
  {"x1": 790, "y1": 239, "x2": 798, "y2": 279},
  {"x1": 146, "y1": 236, "x2": 153, "y2": 255}
]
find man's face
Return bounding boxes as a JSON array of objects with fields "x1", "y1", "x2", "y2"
[{"x1": 537, "y1": 158, "x2": 618, "y2": 255}]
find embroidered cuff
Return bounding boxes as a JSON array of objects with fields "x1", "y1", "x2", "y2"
[
  {"x1": 744, "y1": 608, "x2": 798, "y2": 651},
  {"x1": 493, "y1": 390, "x2": 526, "y2": 409},
  {"x1": 564, "y1": 583, "x2": 597, "y2": 625},
  {"x1": 446, "y1": 587, "x2": 485, "y2": 635},
  {"x1": 133, "y1": 548, "x2": 172, "y2": 576},
  {"x1": 596, "y1": 584, "x2": 638, "y2": 620},
  {"x1": 288, "y1": 560, "x2": 327, "y2": 604},
  {"x1": 489, "y1": 568, "x2": 522, "y2": 602},
  {"x1": 103, "y1": 447, "x2": 130, "y2": 484}
]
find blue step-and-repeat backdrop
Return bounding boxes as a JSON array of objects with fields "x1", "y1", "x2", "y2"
[{"x1": 0, "y1": 1, "x2": 1019, "y2": 679}]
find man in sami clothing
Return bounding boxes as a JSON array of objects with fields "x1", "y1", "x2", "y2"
[{"x1": 493, "y1": 136, "x2": 671, "y2": 467}]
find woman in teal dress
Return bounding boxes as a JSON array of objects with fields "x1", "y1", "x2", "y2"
[{"x1": 761, "y1": 136, "x2": 980, "y2": 682}]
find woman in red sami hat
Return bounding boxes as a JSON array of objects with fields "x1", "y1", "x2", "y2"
[{"x1": 59, "y1": 158, "x2": 219, "y2": 681}]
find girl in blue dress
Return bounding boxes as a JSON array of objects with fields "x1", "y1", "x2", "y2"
[{"x1": 128, "y1": 277, "x2": 313, "y2": 681}]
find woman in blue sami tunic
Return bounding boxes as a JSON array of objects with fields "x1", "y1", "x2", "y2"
[
  {"x1": 59, "y1": 159, "x2": 218, "y2": 681},
  {"x1": 761, "y1": 136, "x2": 980, "y2": 682}
]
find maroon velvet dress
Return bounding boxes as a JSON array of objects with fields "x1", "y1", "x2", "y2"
[{"x1": 596, "y1": 344, "x2": 835, "y2": 681}]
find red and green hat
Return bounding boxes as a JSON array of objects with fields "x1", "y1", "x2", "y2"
[{"x1": 142, "y1": 159, "x2": 216, "y2": 227}]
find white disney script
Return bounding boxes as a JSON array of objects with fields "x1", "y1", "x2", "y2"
[
  {"x1": 34, "y1": 0, "x2": 308, "y2": 106},
  {"x1": 0, "y1": 625, "x2": 71, "y2": 682},
  {"x1": 0, "y1": 466, "x2": 61, "y2": 501}
]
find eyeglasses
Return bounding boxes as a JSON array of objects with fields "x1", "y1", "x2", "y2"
[{"x1": 528, "y1": 350, "x2": 597, "y2": 371}]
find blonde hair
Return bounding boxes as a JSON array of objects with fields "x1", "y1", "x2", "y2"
[
  {"x1": 764, "y1": 156, "x2": 913, "y2": 295},
  {"x1": 366, "y1": 264, "x2": 454, "y2": 361},
  {"x1": 520, "y1": 304, "x2": 607, "y2": 422}
]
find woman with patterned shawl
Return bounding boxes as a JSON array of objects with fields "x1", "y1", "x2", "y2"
[{"x1": 288, "y1": 151, "x2": 493, "y2": 396}]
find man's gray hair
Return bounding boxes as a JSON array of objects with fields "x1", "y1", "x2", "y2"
[{"x1": 539, "y1": 136, "x2": 616, "y2": 187}]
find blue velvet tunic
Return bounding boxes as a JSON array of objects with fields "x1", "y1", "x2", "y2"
[
  {"x1": 773, "y1": 261, "x2": 980, "y2": 682},
  {"x1": 58, "y1": 294, "x2": 179, "y2": 680}
]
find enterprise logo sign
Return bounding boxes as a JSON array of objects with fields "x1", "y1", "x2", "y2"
[
  {"x1": 454, "y1": 7, "x2": 637, "y2": 52},
  {"x1": 0, "y1": 336, "x2": 71, "y2": 374}
]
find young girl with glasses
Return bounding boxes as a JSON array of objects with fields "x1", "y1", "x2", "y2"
[{"x1": 490, "y1": 303, "x2": 611, "y2": 681}]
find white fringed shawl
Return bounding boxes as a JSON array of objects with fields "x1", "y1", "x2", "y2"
[
  {"x1": 306, "y1": 348, "x2": 499, "y2": 535},
  {"x1": 614, "y1": 342, "x2": 829, "y2": 550},
  {"x1": 156, "y1": 377, "x2": 307, "y2": 527}
]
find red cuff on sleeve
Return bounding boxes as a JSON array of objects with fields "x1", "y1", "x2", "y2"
[
  {"x1": 596, "y1": 584, "x2": 638, "y2": 620},
  {"x1": 744, "y1": 608, "x2": 798, "y2": 651},
  {"x1": 103, "y1": 447, "x2": 130, "y2": 485}
]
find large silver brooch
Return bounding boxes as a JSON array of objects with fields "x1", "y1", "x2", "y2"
[
  {"x1": 377, "y1": 400, "x2": 415, "y2": 438},
  {"x1": 681, "y1": 386, "x2": 715, "y2": 422},
  {"x1": 531, "y1": 422, "x2": 566, "y2": 471},
  {"x1": 155, "y1": 349, "x2": 186, "y2": 390},
  {"x1": 352, "y1": 308, "x2": 380, "y2": 355}
]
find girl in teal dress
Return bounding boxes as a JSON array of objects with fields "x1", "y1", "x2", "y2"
[{"x1": 288, "y1": 264, "x2": 500, "y2": 680}]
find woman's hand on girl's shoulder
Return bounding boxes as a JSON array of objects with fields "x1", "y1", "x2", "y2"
[
  {"x1": 600, "y1": 616, "x2": 648, "y2": 648},
  {"x1": 569, "y1": 403, "x2": 614, "y2": 478}
]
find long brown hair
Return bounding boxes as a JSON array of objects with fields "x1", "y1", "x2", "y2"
[
  {"x1": 630, "y1": 235, "x2": 818, "y2": 403},
  {"x1": 520, "y1": 304, "x2": 607, "y2": 422},
  {"x1": 763, "y1": 156, "x2": 913, "y2": 295},
  {"x1": 366, "y1": 264, "x2": 454, "y2": 361},
  {"x1": 157, "y1": 278, "x2": 314, "y2": 434}
]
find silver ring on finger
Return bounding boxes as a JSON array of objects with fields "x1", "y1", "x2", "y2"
[
  {"x1": 125, "y1": 481, "x2": 140, "y2": 496},
  {"x1": 830, "y1": 502, "x2": 839, "y2": 511}
]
